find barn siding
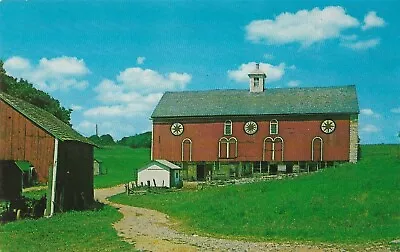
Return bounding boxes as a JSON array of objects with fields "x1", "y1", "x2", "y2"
[
  {"x1": 0, "y1": 100, "x2": 55, "y2": 182},
  {"x1": 153, "y1": 115, "x2": 351, "y2": 162},
  {"x1": 55, "y1": 141, "x2": 94, "y2": 211}
]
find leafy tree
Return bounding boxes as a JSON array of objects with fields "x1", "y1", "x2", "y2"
[
  {"x1": 88, "y1": 134, "x2": 116, "y2": 146},
  {"x1": 117, "y1": 131, "x2": 151, "y2": 148},
  {"x1": 0, "y1": 60, "x2": 72, "y2": 125}
]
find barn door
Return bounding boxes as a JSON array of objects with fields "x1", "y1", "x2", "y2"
[
  {"x1": 274, "y1": 138, "x2": 284, "y2": 161},
  {"x1": 263, "y1": 138, "x2": 274, "y2": 161}
]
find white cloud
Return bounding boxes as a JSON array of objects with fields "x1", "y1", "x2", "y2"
[
  {"x1": 228, "y1": 62, "x2": 286, "y2": 83},
  {"x1": 245, "y1": 6, "x2": 359, "y2": 46},
  {"x1": 4, "y1": 56, "x2": 90, "y2": 91},
  {"x1": 360, "y1": 108, "x2": 380, "y2": 118},
  {"x1": 136, "y1": 56, "x2": 146, "y2": 65},
  {"x1": 390, "y1": 107, "x2": 400, "y2": 113},
  {"x1": 362, "y1": 11, "x2": 386, "y2": 30},
  {"x1": 288, "y1": 80, "x2": 301, "y2": 87},
  {"x1": 70, "y1": 104, "x2": 83, "y2": 111},
  {"x1": 263, "y1": 53, "x2": 274, "y2": 60},
  {"x1": 361, "y1": 124, "x2": 380, "y2": 133},
  {"x1": 116, "y1": 67, "x2": 191, "y2": 94},
  {"x1": 82, "y1": 66, "x2": 191, "y2": 138},
  {"x1": 341, "y1": 38, "x2": 380, "y2": 50}
]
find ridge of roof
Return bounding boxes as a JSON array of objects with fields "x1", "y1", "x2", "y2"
[
  {"x1": 0, "y1": 92, "x2": 95, "y2": 145},
  {"x1": 152, "y1": 85, "x2": 359, "y2": 118}
]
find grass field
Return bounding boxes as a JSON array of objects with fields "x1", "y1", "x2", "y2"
[
  {"x1": 94, "y1": 146, "x2": 150, "y2": 188},
  {"x1": 0, "y1": 204, "x2": 135, "y2": 251},
  {"x1": 111, "y1": 144, "x2": 400, "y2": 244}
]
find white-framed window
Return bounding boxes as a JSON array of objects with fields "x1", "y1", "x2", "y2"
[
  {"x1": 224, "y1": 120, "x2": 232, "y2": 135},
  {"x1": 262, "y1": 136, "x2": 284, "y2": 161},
  {"x1": 270, "y1": 119, "x2": 279, "y2": 135},
  {"x1": 181, "y1": 138, "x2": 192, "y2": 161},
  {"x1": 218, "y1": 137, "x2": 238, "y2": 159},
  {"x1": 311, "y1": 136, "x2": 323, "y2": 161},
  {"x1": 254, "y1": 77, "x2": 260, "y2": 87}
]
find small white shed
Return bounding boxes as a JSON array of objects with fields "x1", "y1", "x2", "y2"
[{"x1": 137, "y1": 160, "x2": 181, "y2": 188}]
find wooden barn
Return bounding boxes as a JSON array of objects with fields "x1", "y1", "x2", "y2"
[
  {"x1": 0, "y1": 92, "x2": 95, "y2": 215},
  {"x1": 151, "y1": 63, "x2": 359, "y2": 180}
]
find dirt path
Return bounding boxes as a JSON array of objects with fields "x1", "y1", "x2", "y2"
[{"x1": 95, "y1": 186, "x2": 390, "y2": 252}]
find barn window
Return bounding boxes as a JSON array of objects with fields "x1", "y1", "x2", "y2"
[
  {"x1": 311, "y1": 136, "x2": 323, "y2": 161},
  {"x1": 270, "y1": 119, "x2": 279, "y2": 135},
  {"x1": 218, "y1": 137, "x2": 238, "y2": 159},
  {"x1": 224, "y1": 120, "x2": 232, "y2": 135},
  {"x1": 254, "y1": 77, "x2": 260, "y2": 87},
  {"x1": 181, "y1": 138, "x2": 192, "y2": 161},
  {"x1": 263, "y1": 136, "x2": 284, "y2": 161}
]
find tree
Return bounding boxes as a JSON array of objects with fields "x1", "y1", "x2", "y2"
[{"x1": 0, "y1": 60, "x2": 72, "y2": 125}]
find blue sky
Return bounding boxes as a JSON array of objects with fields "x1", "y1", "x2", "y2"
[{"x1": 1, "y1": 0, "x2": 399, "y2": 144}]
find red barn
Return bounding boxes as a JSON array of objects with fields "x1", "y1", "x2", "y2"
[
  {"x1": 0, "y1": 92, "x2": 95, "y2": 215},
  {"x1": 151, "y1": 64, "x2": 359, "y2": 180}
]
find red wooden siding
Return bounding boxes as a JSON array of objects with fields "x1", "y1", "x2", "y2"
[
  {"x1": 0, "y1": 100, "x2": 55, "y2": 182},
  {"x1": 153, "y1": 115, "x2": 350, "y2": 162}
]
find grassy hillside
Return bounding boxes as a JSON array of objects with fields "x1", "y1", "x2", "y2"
[
  {"x1": 111, "y1": 145, "x2": 400, "y2": 244},
  {"x1": 94, "y1": 146, "x2": 150, "y2": 188},
  {"x1": 0, "y1": 205, "x2": 135, "y2": 251}
]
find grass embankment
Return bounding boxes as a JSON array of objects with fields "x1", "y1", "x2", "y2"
[
  {"x1": 111, "y1": 144, "x2": 400, "y2": 244},
  {"x1": 94, "y1": 146, "x2": 150, "y2": 188},
  {"x1": 0, "y1": 205, "x2": 135, "y2": 251}
]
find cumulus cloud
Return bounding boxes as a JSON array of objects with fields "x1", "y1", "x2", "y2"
[
  {"x1": 228, "y1": 62, "x2": 286, "y2": 83},
  {"x1": 263, "y1": 53, "x2": 274, "y2": 60},
  {"x1": 360, "y1": 108, "x2": 380, "y2": 118},
  {"x1": 136, "y1": 56, "x2": 146, "y2": 65},
  {"x1": 288, "y1": 80, "x2": 301, "y2": 87},
  {"x1": 4, "y1": 56, "x2": 90, "y2": 91},
  {"x1": 362, "y1": 11, "x2": 386, "y2": 30},
  {"x1": 245, "y1": 6, "x2": 359, "y2": 46},
  {"x1": 341, "y1": 38, "x2": 380, "y2": 50},
  {"x1": 116, "y1": 67, "x2": 191, "y2": 94},
  {"x1": 70, "y1": 104, "x2": 83, "y2": 111},
  {"x1": 390, "y1": 107, "x2": 400, "y2": 113},
  {"x1": 360, "y1": 124, "x2": 380, "y2": 133},
  {"x1": 82, "y1": 66, "x2": 191, "y2": 138}
]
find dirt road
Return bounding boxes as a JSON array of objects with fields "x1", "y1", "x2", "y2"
[{"x1": 95, "y1": 185, "x2": 390, "y2": 252}]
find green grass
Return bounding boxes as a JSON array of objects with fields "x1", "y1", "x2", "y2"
[
  {"x1": 111, "y1": 144, "x2": 400, "y2": 244},
  {"x1": 0, "y1": 205, "x2": 135, "y2": 251},
  {"x1": 94, "y1": 146, "x2": 150, "y2": 188}
]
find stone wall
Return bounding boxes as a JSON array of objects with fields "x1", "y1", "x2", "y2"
[{"x1": 349, "y1": 115, "x2": 359, "y2": 163}]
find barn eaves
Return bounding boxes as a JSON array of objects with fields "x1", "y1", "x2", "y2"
[{"x1": 0, "y1": 92, "x2": 95, "y2": 146}]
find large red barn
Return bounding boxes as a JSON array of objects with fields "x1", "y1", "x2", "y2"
[{"x1": 151, "y1": 64, "x2": 359, "y2": 180}]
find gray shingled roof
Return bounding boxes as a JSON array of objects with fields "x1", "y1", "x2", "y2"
[
  {"x1": 151, "y1": 85, "x2": 359, "y2": 118},
  {"x1": 0, "y1": 92, "x2": 94, "y2": 145}
]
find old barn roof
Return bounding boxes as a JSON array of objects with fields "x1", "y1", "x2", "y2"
[
  {"x1": 138, "y1": 160, "x2": 181, "y2": 172},
  {"x1": 0, "y1": 92, "x2": 94, "y2": 145},
  {"x1": 151, "y1": 85, "x2": 359, "y2": 118}
]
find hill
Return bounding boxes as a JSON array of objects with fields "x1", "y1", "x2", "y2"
[
  {"x1": 111, "y1": 144, "x2": 400, "y2": 244},
  {"x1": 117, "y1": 131, "x2": 151, "y2": 148}
]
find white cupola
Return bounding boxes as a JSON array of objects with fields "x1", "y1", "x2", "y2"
[{"x1": 248, "y1": 63, "x2": 266, "y2": 93}]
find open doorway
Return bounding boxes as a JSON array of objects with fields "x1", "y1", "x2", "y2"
[{"x1": 196, "y1": 164, "x2": 206, "y2": 181}]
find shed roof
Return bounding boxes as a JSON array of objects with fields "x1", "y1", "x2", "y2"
[
  {"x1": 151, "y1": 85, "x2": 359, "y2": 119},
  {"x1": 138, "y1": 160, "x2": 181, "y2": 172},
  {"x1": 0, "y1": 92, "x2": 94, "y2": 145}
]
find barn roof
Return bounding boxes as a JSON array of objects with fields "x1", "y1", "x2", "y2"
[
  {"x1": 151, "y1": 85, "x2": 359, "y2": 119},
  {"x1": 138, "y1": 160, "x2": 181, "y2": 172},
  {"x1": 0, "y1": 92, "x2": 94, "y2": 145}
]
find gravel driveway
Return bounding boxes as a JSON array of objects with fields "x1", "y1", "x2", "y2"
[{"x1": 95, "y1": 185, "x2": 391, "y2": 252}]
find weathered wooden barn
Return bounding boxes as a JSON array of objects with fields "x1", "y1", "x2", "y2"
[
  {"x1": 0, "y1": 92, "x2": 95, "y2": 215},
  {"x1": 151, "y1": 64, "x2": 359, "y2": 180}
]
